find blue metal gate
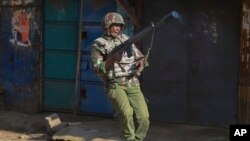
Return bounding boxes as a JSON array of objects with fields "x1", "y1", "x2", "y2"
[
  {"x1": 79, "y1": 0, "x2": 116, "y2": 115},
  {"x1": 43, "y1": 0, "x2": 81, "y2": 110},
  {"x1": 44, "y1": 0, "x2": 135, "y2": 115}
]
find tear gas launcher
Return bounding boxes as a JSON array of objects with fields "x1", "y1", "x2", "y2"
[{"x1": 104, "y1": 11, "x2": 185, "y2": 63}]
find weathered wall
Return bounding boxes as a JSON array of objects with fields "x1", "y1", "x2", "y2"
[
  {"x1": 0, "y1": 0, "x2": 41, "y2": 112},
  {"x1": 142, "y1": 0, "x2": 240, "y2": 127}
]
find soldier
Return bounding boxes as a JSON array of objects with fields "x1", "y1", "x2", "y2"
[{"x1": 91, "y1": 12, "x2": 150, "y2": 141}]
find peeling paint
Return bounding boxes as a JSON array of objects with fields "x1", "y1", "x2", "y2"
[{"x1": 241, "y1": 3, "x2": 250, "y2": 70}]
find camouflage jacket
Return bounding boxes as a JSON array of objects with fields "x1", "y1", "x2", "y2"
[{"x1": 91, "y1": 34, "x2": 144, "y2": 87}]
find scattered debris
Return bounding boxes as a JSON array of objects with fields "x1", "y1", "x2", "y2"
[
  {"x1": 45, "y1": 113, "x2": 83, "y2": 135},
  {"x1": 45, "y1": 113, "x2": 68, "y2": 134}
]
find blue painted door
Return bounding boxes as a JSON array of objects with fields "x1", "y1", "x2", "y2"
[
  {"x1": 79, "y1": 0, "x2": 116, "y2": 115},
  {"x1": 44, "y1": 0, "x2": 80, "y2": 110}
]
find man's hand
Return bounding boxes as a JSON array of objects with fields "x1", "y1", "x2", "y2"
[
  {"x1": 112, "y1": 52, "x2": 122, "y2": 62},
  {"x1": 136, "y1": 59, "x2": 145, "y2": 75}
]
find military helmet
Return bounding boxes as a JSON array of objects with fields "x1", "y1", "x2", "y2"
[{"x1": 103, "y1": 12, "x2": 125, "y2": 29}]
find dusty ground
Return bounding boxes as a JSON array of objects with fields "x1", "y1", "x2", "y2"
[
  {"x1": 0, "y1": 109, "x2": 229, "y2": 141},
  {"x1": 0, "y1": 110, "x2": 110, "y2": 140}
]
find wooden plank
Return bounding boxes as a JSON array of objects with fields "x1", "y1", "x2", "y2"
[{"x1": 74, "y1": 0, "x2": 83, "y2": 116}]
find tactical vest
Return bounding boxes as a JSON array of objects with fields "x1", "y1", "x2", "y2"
[{"x1": 94, "y1": 34, "x2": 138, "y2": 78}]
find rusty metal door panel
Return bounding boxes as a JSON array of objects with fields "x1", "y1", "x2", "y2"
[
  {"x1": 239, "y1": 0, "x2": 250, "y2": 124},
  {"x1": 142, "y1": 0, "x2": 239, "y2": 126},
  {"x1": 0, "y1": 0, "x2": 41, "y2": 112}
]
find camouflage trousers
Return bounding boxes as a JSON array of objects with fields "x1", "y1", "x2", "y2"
[{"x1": 107, "y1": 84, "x2": 150, "y2": 141}]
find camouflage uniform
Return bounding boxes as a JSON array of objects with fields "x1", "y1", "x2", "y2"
[{"x1": 91, "y1": 12, "x2": 149, "y2": 141}]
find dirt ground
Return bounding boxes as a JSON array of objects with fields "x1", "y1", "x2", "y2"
[
  {"x1": 0, "y1": 110, "x2": 110, "y2": 141},
  {"x1": 0, "y1": 109, "x2": 229, "y2": 141}
]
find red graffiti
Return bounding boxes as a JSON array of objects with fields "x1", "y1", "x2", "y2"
[{"x1": 17, "y1": 11, "x2": 30, "y2": 43}]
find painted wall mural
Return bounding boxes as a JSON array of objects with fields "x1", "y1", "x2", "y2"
[{"x1": 10, "y1": 9, "x2": 32, "y2": 47}]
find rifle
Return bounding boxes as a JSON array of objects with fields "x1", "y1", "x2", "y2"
[{"x1": 105, "y1": 11, "x2": 184, "y2": 64}]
